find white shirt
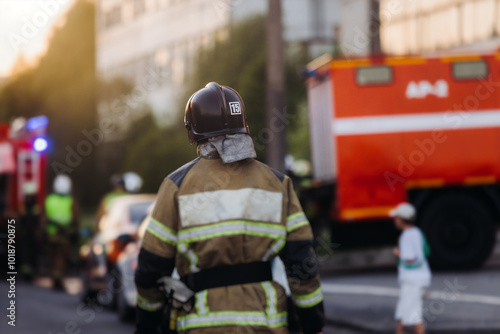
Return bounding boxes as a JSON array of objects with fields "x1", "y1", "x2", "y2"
[{"x1": 398, "y1": 226, "x2": 431, "y2": 287}]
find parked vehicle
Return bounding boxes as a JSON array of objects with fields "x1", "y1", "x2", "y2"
[
  {"x1": 0, "y1": 117, "x2": 49, "y2": 259},
  {"x1": 80, "y1": 194, "x2": 155, "y2": 306},
  {"x1": 304, "y1": 52, "x2": 500, "y2": 269},
  {"x1": 115, "y1": 206, "x2": 151, "y2": 321}
]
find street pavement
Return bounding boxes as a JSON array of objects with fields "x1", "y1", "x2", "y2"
[
  {"x1": 1, "y1": 234, "x2": 499, "y2": 334},
  {"x1": 322, "y1": 266, "x2": 500, "y2": 333},
  {"x1": 0, "y1": 278, "x2": 345, "y2": 334},
  {"x1": 0, "y1": 279, "x2": 134, "y2": 334},
  {"x1": 320, "y1": 232, "x2": 500, "y2": 333},
  {"x1": 1, "y1": 265, "x2": 498, "y2": 334}
]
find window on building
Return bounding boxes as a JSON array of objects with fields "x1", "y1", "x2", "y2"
[
  {"x1": 452, "y1": 61, "x2": 488, "y2": 80},
  {"x1": 356, "y1": 66, "x2": 393, "y2": 86}
]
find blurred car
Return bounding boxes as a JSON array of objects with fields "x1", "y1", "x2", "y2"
[
  {"x1": 80, "y1": 194, "x2": 155, "y2": 306},
  {"x1": 115, "y1": 209, "x2": 149, "y2": 321},
  {"x1": 115, "y1": 203, "x2": 155, "y2": 321}
]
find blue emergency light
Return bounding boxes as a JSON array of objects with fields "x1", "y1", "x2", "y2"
[
  {"x1": 33, "y1": 137, "x2": 48, "y2": 152},
  {"x1": 27, "y1": 115, "x2": 49, "y2": 131}
]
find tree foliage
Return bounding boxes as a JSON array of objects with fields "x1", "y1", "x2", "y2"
[
  {"x1": 0, "y1": 0, "x2": 96, "y2": 204},
  {"x1": 122, "y1": 112, "x2": 195, "y2": 193}
]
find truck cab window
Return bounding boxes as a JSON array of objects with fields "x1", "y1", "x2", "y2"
[
  {"x1": 452, "y1": 61, "x2": 488, "y2": 80},
  {"x1": 356, "y1": 66, "x2": 392, "y2": 86}
]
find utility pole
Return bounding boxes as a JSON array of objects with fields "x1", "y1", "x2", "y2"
[
  {"x1": 266, "y1": 0, "x2": 286, "y2": 172},
  {"x1": 369, "y1": 0, "x2": 382, "y2": 55}
]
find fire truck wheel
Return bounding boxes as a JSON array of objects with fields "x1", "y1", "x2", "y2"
[{"x1": 420, "y1": 194, "x2": 496, "y2": 270}]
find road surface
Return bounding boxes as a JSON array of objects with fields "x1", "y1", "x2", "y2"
[
  {"x1": 1, "y1": 234, "x2": 499, "y2": 334},
  {"x1": 320, "y1": 233, "x2": 500, "y2": 333},
  {"x1": 0, "y1": 278, "x2": 347, "y2": 334},
  {"x1": 1, "y1": 265, "x2": 499, "y2": 334}
]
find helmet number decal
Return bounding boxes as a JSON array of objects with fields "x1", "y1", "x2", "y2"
[{"x1": 229, "y1": 102, "x2": 241, "y2": 115}]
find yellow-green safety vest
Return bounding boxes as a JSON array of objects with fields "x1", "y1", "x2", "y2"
[
  {"x1": 45, "y1": 194, "x2": 73, "y2": 234},
  {"x1": 103, "y1": 191, "x2": 127, "y2": 210}
]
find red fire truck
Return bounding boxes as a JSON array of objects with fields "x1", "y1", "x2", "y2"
[
  {"x1": 0, "y1": 116, "x2": 49, "y2": 257},
  {"x1": 305, "y1": 52, "x2": 500, "y2": 269}
]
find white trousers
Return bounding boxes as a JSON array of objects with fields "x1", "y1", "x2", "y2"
[{"x1": 395, "y1": 281, "x2": 424, "y2": 326}]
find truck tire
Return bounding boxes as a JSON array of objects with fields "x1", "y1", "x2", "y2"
[{"x1": 419, "y1": 194, "x2": 496, "y2": 269}]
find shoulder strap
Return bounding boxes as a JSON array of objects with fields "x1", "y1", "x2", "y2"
[
  {"x1": 420, "y1": 230, "x2": 431, "y2": 258},
  {"x1": 168, "y1": 157, "x2": 201, "y2": 187},
  {"x1": 266, "y1": 165, "x2": 285, "y2": 182}
]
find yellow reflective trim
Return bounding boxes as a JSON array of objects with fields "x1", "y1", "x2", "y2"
[
  {"x1": 286, "y1": 212, "x2": 309, "y2": 232},
  {"x1": 287, "y1": 212, "x2": 304, "y2": 221},
  {"x1": 262, "y1": 281, "x2": 277, "y2": 315},
  {"x1": 178, "y1": 221, "x2": 286, "y2": 243},
  {"x1": 292, "y1": 287, "x2": 324, "y2": 308},
  {"x1": 464, "y1": 175, "x2": 496, "y2": 185},
  {"x1": 331, "y1": 59, "x2": 371, "y2": 69},
  {"x1": 177, "y1": 311, "x2": 287, "y2": 331},
  {"x1": 195, "y1": 290, "x2": 209, "y2": 315},
  {"x1": 137, "y1": 294, "x2": 164, "y2": 312},
  {"x1": 440, "y1": 55, "x2": 482, "y2": 63},
  {"x1": 341, "y1": 206, "x2": 395, "y2": 220},
  {"x1": 405, "y1": 178, "x2": 445, "y2": 189},
  {"x1": 147, "y1": 218, "x2": 177, "y2": 246},
  {"x1": 385, "y1": 57, "x2": 426, "y2": 66}
]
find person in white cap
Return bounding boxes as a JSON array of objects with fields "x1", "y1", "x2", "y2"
[{"x1": 390, "y1": 202, "x2": 431, "y2": 334}]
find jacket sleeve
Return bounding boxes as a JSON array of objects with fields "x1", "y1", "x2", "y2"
[
  {"x1": 279, "y1": 176, "x2": 325, "y2": 334},
  {"x1": 135, "y1": 178, "x2": 179, "y2": 333}
]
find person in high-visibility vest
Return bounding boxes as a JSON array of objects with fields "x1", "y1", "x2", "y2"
[
  {"x1": 44, "y1": 174, "x2": 79, "y2": 291},
  {"x1": 135, "y1": 83, "x2": 325, "y2": 334},
  {"x1": 96, "y1": 174, "x2": 127, "y2": 220}
]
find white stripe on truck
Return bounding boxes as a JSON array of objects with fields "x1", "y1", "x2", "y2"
[{"x1": 333, "y1": 109, "x2": 500, "y2": 136}]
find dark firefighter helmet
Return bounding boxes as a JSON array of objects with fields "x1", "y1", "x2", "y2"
[{"x1": 184, "y1": 82, "x2": 250, "y2": 144}]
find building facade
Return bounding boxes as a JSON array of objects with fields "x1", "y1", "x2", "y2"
[
  {"x1": 96, "y1": 0, "x2": 340, "y2": 124},
  {"x1": 96, "y1": 0, "x2": 231, "y2": 124},
  {"x1": 380, "y1": 0, "x2": 500, "y2": 55}
]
